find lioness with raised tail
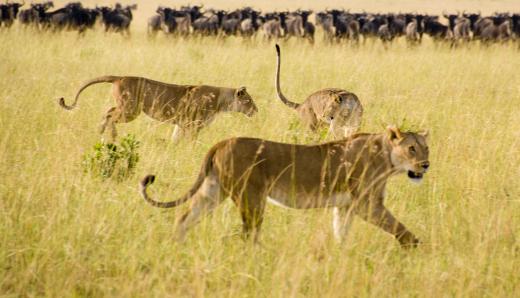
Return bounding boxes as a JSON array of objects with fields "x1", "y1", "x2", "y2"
[
  {"x1": 59, "y1": 76, "x2": 258, "y2": 141},
  {"x1": 275, "y1": 44, "x2": 363, "y2": 139},
  {"x1": 140, "y1": 126, "x2": 429, "y2": 248}
]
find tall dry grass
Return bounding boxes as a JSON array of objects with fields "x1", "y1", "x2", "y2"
[{"x1": 1, "y1": 11, "x2": 520, "y2": 297}]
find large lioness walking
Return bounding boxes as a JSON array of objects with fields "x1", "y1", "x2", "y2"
[
  {"x1": 275, "y1": 44, "x2": 363, "y2": 139},
  {"x1": 59, "y1": 76, "x2": 258, "y2": 140},
  {"x1": 140, "y1": 126, "x2": 430, "y2": 247}
]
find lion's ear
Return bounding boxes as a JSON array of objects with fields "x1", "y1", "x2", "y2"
[
  {"x1": 235, "y1": 86, "x2": 247, "y2": 97},
  {"x1": 386, "y1": 125, "x2": 403, "y2": 141},
  {"x1": 418, "y1": 130, "x2": 429, "y2": 140}
]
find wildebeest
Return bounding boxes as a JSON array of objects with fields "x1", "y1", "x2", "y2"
[
  {"x1": 98, "y1": 3, "x2": 137, "y2": 35},
  {"x1": 221, "y1": 9, "x2": 242, "y2": 35},
  {"x1": 261, "y1": 12, "x2": 287, "y2": 40},
  {"x1": 147, "y1": 9, "x2": 162, "y2": 36},
  {"x1": 423, "y1": 15, "x2": 451, "y2": 40},
  {"x1": 316, "y1": 11, "x2": 335, "y2": 41},
  {"x1": 404, "y1": 14, "x2": 425, "y2": 45},
  {"x1": 18, "y1": 1, "x2": 53, "y2": 28},
  {"x1": 156, "y1": 7, "x2": 192, "y2": 36},
  {"x1": 512, "y1": 14, "x2": 520, "y2": 43},
  {"x1": 38, "y1": 2, "x2": 98, "y2": 33},
  {"x1": 359, "y1": 14, "x2": 386, "y2": 42},
  {"x1": 0, "y1": 2, "x2": 24, "y2": 28},
  {"x1": 192, "y1": 9, "x2": 225, "y2": 35},
  {"x1": 284, "y1": 10, "x2": 314, "y2": 42},
  {"x1": 472, "y1": 14, "x2": 511, "y2": 43},
  {"x1": 240, "y1": 8, "x2": 261, "y2": 37}
]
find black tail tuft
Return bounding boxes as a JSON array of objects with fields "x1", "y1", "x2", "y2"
[
  {"x1": 58, "y1": 97, "x2": 67, "y2": 108},
  {"x1": 141, "y1": 175, "x2": 156, "y2": 188},
  {"x1": 275, "y1": 44, "x2": 280, "y2": 54}
]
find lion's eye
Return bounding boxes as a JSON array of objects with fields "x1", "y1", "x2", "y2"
[{"x1": 409, "y1": 146, "x2": 416, "y2": 154}]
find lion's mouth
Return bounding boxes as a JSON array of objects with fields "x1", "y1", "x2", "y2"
[{"x1": 407, "y1": 170, "x2": 423, "y2": 180}]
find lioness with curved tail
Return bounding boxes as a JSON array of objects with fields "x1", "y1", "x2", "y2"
[
  {"x1": 59, "y1": 76, "x2": 258, "y2": 141},
  {"x1": 275, "y1": 44, "x2": 363, "y2": 139},
  {"x1": 140, "y1": 126, "x2": 429, "y2": 248}
]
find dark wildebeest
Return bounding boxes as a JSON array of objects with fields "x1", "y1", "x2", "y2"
[
  {"x1": 99, "y1": 4, "x2": 137, "y2": 35},
  {"x1": 388, "y1": 14, "x2": 406, "y2": 38},
  {"x1": 378, "y1": 14, "x2": 405, "y2": 44},
  {"x1": 240, "y1": 8, "x2": 261, "y2": 37},
  {"x1": 327, "y1": 9, "x2": 348, "y2": 40},
  {"x1": 512, "y1": 14, "x2": 520, "y2": 45},
  {"x1": 18, "y1": 1, "x2": 53, "y2": 28},
  {"x1": 329, "y1": 10, "x2": 361, "y2": 42},
  {"x1": 404, "y1": 14, "x2": 425, "y2": 44},
  {"x1": 41, "y1": 3, "x2": 98, "y2": 33},
  {"x1": 423, "y1": 15, "x2": 451, "y2": 41},
  {"x1": 360, "y1": 14, "x2": 386, "y2": 42},
  {"x1": 0, "y1": 2, "x2": 24, "y2": 28}
]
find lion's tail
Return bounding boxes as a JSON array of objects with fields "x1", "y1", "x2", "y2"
[
  {"x1": 139, "y1": 144, "x2": 219, "y2": 208},
  {"x1": 275, "y1": 44, "x2": 300, "y2": 110},
  {"x1": 58, "y1": 76, "x2": 121, "y2": 110}
]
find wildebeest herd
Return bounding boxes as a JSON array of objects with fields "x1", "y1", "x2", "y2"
[
  {"x1": 1, "y1": 1, "x2": 136, "y2": 34},
  {"x1": 1, "y1": 2, "x2": 519, "y2": 45}
]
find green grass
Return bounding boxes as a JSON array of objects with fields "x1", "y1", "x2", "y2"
[{"x1": 1, "y1": 24, "x2": 519, "y2": 297}]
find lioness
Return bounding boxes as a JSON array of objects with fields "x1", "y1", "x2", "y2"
[
  {"x1": 59, "y1": 76, "x2": 258, "y2": 140},
  {"x1": 275, "y1": 44, "x2": 363, "y2": 139},
  {"x1": 140, "y1": 126, "x2": 430, "y2": 247}
]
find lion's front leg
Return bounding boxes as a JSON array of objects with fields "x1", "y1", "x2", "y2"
[
  {"x1": 332, "y1": 206, "x2": 355, "y2": 244},
  {"x1": 171, "y1": 125, "x2": 185, "y2": 143},
  {"x1": 355, "y1": 200, "x2": 420, "y2": 248}
]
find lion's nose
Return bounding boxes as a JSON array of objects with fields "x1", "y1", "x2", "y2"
[{"x1": 421, "y1": 162, "x2": 430, "y2": 170}]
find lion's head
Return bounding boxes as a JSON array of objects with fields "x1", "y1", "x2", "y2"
[
  {"x1": 323, "y1": 91, "x2": 363, "y2": 138},
  {"x1": 231, "y1": 87, "x2": 258, "y2": 117},
  {"x1": 386, "y1": 126, "x2": 430, "y2": 182}
]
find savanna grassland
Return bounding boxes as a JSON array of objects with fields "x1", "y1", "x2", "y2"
[{"x1": 1, "y1": 1, "x2": 520, "y2": 297}]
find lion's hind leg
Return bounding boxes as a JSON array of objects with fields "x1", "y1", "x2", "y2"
[
  {"x1": 174, "y1": 175, "x2": 224, "y2": 242},
  {"x1": 99, "y1": 107, "x2": 121, "y2": 141}
]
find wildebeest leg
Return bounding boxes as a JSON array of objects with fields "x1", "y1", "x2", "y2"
[
  {"x1": 332, "y1": 206, "x2": 355, "y2": 243},
  {"x1": 355, "y1": 200, "x2": 420, "y2": 248},
  {"x1": 173, "y1": 176, "x2": 224, "y2": 242}
]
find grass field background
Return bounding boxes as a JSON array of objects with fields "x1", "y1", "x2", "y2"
[{"x1": 1, "y1": 1, "x2": 520, "y2": 296}]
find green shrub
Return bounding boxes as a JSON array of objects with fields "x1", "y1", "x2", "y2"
[{"x1": 82, "y1": 134, "x2": 140, "y2": 181}]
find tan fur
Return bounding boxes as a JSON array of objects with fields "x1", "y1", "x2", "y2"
[
  {"x1": 140, "y1": 126, "x2": 430, "y2": 247},
  {"x1": 275, "y1": 45, "x2": 363, "y2": 139},
  {"x1": 59, "y1": 76, "x2": 258, "y2": 140}
]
